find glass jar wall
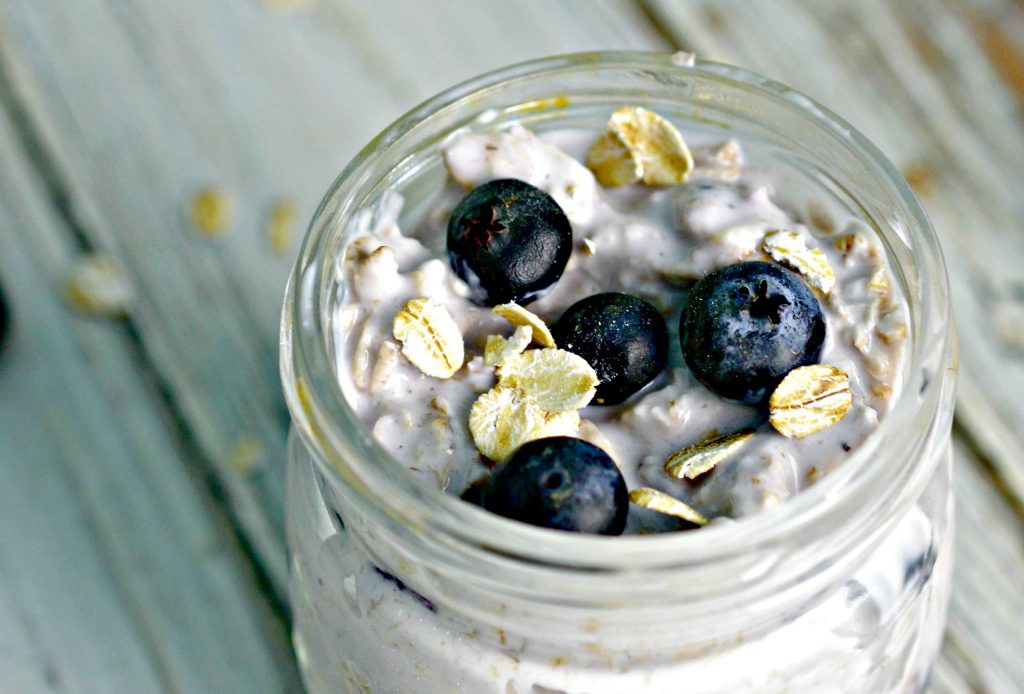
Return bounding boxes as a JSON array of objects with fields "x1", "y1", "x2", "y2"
[{"x1": 281, "y1": 53, "x2": 956, "y2": 693}]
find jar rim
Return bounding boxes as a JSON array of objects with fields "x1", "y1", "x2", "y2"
[{"x1": 281, "y1": 51, "x2": 955, "y2": 576}]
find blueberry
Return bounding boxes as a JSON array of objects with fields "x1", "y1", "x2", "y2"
[
  {"x1": 447, "y1": 179, "x2": 572, "y2": 306},
  {"x1": 552, "y1": 292, "x2": 668, "y2": 405},
  {"x1": 680, "y1": 261, "x2": 825, "y2": 405},
  {"x1": 482, "y1": 437, "x2": 627, "y2": 535}
]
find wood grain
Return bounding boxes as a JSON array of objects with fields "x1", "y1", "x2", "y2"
[
  {"x1": 0, "y1": 0, "x2": 1021, "y2": 691},
  {"x1": 643, "y1": 0, "x2": 1024, "y2": 508},
  {"x1": 0, "y1": 78, "x2": 300, "y2": 694},
  {"x1": 642, "y1": 4, "x2": 1024, "y2": 689},
  {"x1": 0, "y1": 0, "x2": 667, "y2": 594},
  {"x1": 940, "y1": 440, "x2": 1024, "y2": 692}
]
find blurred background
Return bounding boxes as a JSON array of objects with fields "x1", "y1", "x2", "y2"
[{"x1": 0, "y1": 1, "x2": 1021, "y2": 691}]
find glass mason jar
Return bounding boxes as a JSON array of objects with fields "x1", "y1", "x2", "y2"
[{"x1": 280, "y1": 52, "x2": 956, "y2": 693}]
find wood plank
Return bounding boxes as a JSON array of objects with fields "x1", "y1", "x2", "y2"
[
  {"x1": 0, "y1": 0, "x2": 668, "y2": 593},
  {"x1": 642, "y1": 0, "x2": 1024, "y2": 508},
  {"x1": 4, "y1": 1, "x2": 1019, "y2": 691},
  {"x1": 940, "y1": 439, "x2": 1024, "y2": 692},
  {"x1": 0, "y1": 94, "x2": 300, "y2": 692}
]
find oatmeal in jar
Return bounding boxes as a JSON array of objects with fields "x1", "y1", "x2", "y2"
[
  {"x1": 336, "y1": 108, "x2": 908, "y2": 529},
  {"x1": 282, "y1": 53, "x2": 954, "y2": 694}
]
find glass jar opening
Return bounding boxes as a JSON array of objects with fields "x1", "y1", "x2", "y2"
[{"x1": 280, "y1": 52, "x2": 955, "y2": 613}]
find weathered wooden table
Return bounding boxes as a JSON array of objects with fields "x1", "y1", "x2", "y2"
[{"x1": 0, "y1": 1, "x2": 1021, "y2": 691}]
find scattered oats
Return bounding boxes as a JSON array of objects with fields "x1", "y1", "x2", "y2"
[
  {"x1": 692, "y1": 139, "x2": 743, "y2": 181},
  {"x1": 427, "y1": 414, "x2": 454, "y2": 458},
  {"x1": 711, "y1": 224, "x2": 766, "y2": 258},
  {"x1": 806, "y1": 199, "x2": 837, "y2": 235},
  {"x1": 191, "y1": 186, "x2": 233, "y2": 237},
  {"x1": 585, "y1": 106, "x2": 693, "y2": 187},
  {"x1": 65, "y1": 254, "x2": 133, "y2": 317},
  {"x1": 468, "y1": 385, "x2": 580, "y2": 462},
  {"x1": 709, "y1": 138, "x2": 742, "y2": 169},
  {"x1": 267, "y1": 197, "x2": 298, "y2": 255},
  {"x1": 865, "y1": 353, "x2": 890, "y2": 380},
  {"x1": 868, "y1": 267, "x2": 892, "y2": 307},
  {"x1": 351, "y1": 321, "x2": 377, "y2": 391},
  {"x1": 647, "y1": 397, "x2": 691, "y2": 428},
  {"x1": 825, "y1": 293, "x2": 855, "y2": 327},
  {"x1": 585, "y1": 126, "x2": 639, "y2": 187},
  {"x1": 227, "y1": 436, "x2": 264, "y2": 475},
  {"x1": 664, "y1": 429, "x2": 755, "y2": 480},
  {"x1": 484, "y1": 326, "x2": 532, "y2": 366},
  {"x1": 833, "y1": 233, "x2": 865, "y2": 257},
  {"x1": 372, "y1": 413, "x2": 414, "y2": 452},
  {"x1": 871, "y1": 382, "x2": 892, "y2": 399},
  {"x1": 833, "y1": 226, "x2": 879, "y2": 260},
  {"x1": 576, "y1": 419, "x2": 619, "y2": 465},
  {"x1": 429, "y1": 396, "x2": 452, "y2": 417},
  {"x1": 470, "y1": 340, "x2": 598, "y2": 460},
  {"x1": 392, "y1": 298, "x2": 465, "y2": 379},
  {"x1": 877, "y1": 307, "x2": 908, "y2": 345},
  {"x1": 853, "y1": 326, "x2": 872, "y2": 356},
  {"x1": 629, "y1": 487, "x2": 708, "y2": 526},
  {"x1": 763, "y1": 229, "x2": 836, "y2": 295},
  {"x1": 492, "y1": 302, "x2": 556, "y2": 347},
  {"x1": 581, "y1": 237, "x2": 597, "y2": 256},
  {"x1": 351, "y1": 245, "x2": 399, "y2": 303},
  {"x1": 667, "y1": 398, "x2": 689, "y2": 423},
  {"x1": 499, "y1": 348, "x2": 598, "y2": 412},
  {"x1": 769, "y1": 365, "x2": 852, "y2": 439},
  {"x1": 346, "y1": 235, "x2": 380, "y2": 260},
  {"x1": 368, "y1": 340, "x2": 401, "y2": 395},
  {"x1": 411, "y1": 258, "x2": 449, "y2": 297},
  {"x1": 338, "y1": 304, "x2": 360, "y2": 332}
]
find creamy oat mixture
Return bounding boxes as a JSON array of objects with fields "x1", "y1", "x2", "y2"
[
  {"x1": 334, "y1": 115, "x2": 907, "y2": 528},
  {"x1": 288, "y1": 110, "x2": 947, "y2": 694}
]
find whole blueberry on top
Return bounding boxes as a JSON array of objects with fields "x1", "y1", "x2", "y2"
[
  {"x1": 552, "y1": 292, "x2": 668, "y2": 405},
  {"x1": 447, "y1": 179, "x2": 572, "y2": 306},
  {"x1": 680, "y1": 261, "x2": 825, "y2": 405},
  {"x1": 482, "y1": 437, "x2": 627, "y2": 535}
]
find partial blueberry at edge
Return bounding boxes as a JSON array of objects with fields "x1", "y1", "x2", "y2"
[
  {"x1": 446, "y1": 178, "x2": 573, "y2": 306},
  {"x1": 680, "y1": 260, "x2": 825, "y2": 405}
]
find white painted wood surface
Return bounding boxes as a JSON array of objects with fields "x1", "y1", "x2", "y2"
[
  {"x1": 0, "y1": 86, "x2": 299, "y2": 691},
  {"x1": 0, "y1": 0, "x2": 1020, "y2": 691}
]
